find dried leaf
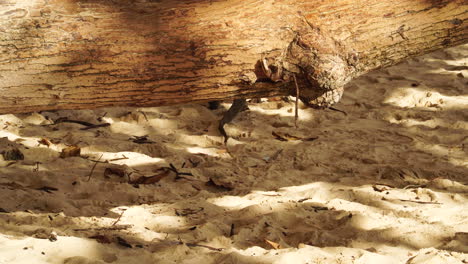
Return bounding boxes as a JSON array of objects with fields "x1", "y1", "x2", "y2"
[
  {"x1": 38, "y1": 138, "x2": 52, "y2": 147},
  {"x1": 129, "y1": 168, "x2": 171, "y2": 184},
  {"x1": 206, "y1": 178, "x2": 233, "y2": 191},
  {"x1": 1, "y1": 148, "x2": 24, "y2": 161},
  {"x1": 264, "y1": 149, "x2": 283, "y2": 163},
  {"x1": 272, "y1": 131, "x2": 318, "y2": 142},
  {"x1": 175, "y1": 207, "x2": 203, "y2": 216},
  {"x1": 60, "y1": 145, "x2": 81, "y2": 158},
  {"x1": 117, "y1": 236, "x2": 132, "y2": 248},
  {"x1": 216, "y1": 149, "x2": 228, "y2": 154},
  {"x1": 89, "y1": 235, "x2": 112, "y2": 244},
  {"x1": 130, "y1": 136, "x2": 154, "y2": 144},
  {"x1": 373, "y1": 185, "x2": 391, "y2": 192},
  {"x1": 48, "y1": 231, "x2": 58, "y2": 242},
  {"x1": 311, "y1": 206, "x2": 329, "y2": 212},
  {"x1": 265, "y1": 239, "x2": 282, "y2": 250},
  {"x1": 272, "y1": 131, "x2": 289, "y2": 141},
  {"x1": 36, "y1": 186, "x2": 59, "y2": 193},
  {"x1": 104, "y1": 167, "x2": 126, "y2": 178}
]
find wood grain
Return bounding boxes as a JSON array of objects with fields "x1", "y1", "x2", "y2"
[{"x1": 0, "y1": 0, "x2": 466, "y2": 113}]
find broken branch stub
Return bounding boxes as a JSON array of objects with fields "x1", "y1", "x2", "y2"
[
  {"x1": 257, "y1": 26, "x2": 356, "y2": 109},
  {"x1": 253, "y1": 1, "x2": 467, "y2": 109}
]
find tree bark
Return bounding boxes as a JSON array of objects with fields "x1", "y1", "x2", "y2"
[{"x1": 0, "y1": 0, "x2": 466, "y2": 114}]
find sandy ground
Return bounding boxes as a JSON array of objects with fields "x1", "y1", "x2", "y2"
[{"x1": 0, "y1": 45, "x2": 467, "y2": 264}]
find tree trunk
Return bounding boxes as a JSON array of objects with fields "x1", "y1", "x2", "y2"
[{"x1": 0, "y1": 0, "x2": 466, "y2": 114}]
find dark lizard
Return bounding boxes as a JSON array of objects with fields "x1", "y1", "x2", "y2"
[
  {"x1": 216, "y1": 43, "x2": 349, "y2": 142},
  {"x1": 215, "y1": 53, "x2": 283, "y2": 143},
  {"x1": 218, "y1": 98, "x2": 247, "y2": 143},
  {"x1": 216, "y1": 95, "x2": 346, "y2": 143}
]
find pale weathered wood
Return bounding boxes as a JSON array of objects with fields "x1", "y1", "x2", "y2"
[{"x1": 0, "y1": 0, "x2": 466, "y2": 114}]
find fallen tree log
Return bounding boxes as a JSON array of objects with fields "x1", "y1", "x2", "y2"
[{"x1": 0, "y1": 0, "x2": 466, "y2": 114}]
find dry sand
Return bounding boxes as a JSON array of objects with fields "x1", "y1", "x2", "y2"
[{"x1": 0, "y1": 45, "x2": 467, "y2": 264}]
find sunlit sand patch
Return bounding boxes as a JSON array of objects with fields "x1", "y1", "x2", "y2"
[
  {"x1": 208, "y1": 194, "x2": 272, "y2": 211},
  {"x1": 384, "y1": 88, "x2": 468, "y2": 110},
  {"x1": 413, "y1": 142, "x2": 467, "y2": 168},
  {"x1": 109, "y1": 121, "x2": 151, "y2": 137},
  {"x1": 186, "y1": 146, "x2": 230, "y2": 158},
  {"x1": 386, "y1": 116, "x2": 468, "y2": 130},
  {"x1": 0, "y1": 234, "x2": 116, "y2": 264},
  {"x1": 247, "y1": 102, "x2": 315, "y2": 122},
  {"x1": 176, "y1": 134, "x2": 222, "y2": 148},
  {"x1": 82, "y1": 150, "x2": 166, "y2": 167}
]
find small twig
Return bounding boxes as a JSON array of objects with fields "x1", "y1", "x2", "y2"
[
  {"x1": 185, "y1": 242, "x2": 224, "y2": 251},
  {"x1": 80, "y1": 123, "x2": 110, "y2": 130},
  {"x1": 32, "y1": 162, "x2": 41, "y2": 172},
  {"x1": 188, "y1": 158, "x2": 200, "y2": 168},
  {"x1": 5, "y1": 161, "x2": 16, "y2": 167},
  {"x1": 52, "y1": 117, "x2": 110, "y2": 130},
  {"x1": 402, "y1": 184, "x2": 426, "y2": 190},
  {"x1": 297, "y1": 197, "x2": 312, "y2": 203},
  {"x1": 112, "y1": 209, "x2": 127, "y2": 226},
  {"x1": 109, "y1": 155, "x2": 129, "y2": 162},
  {"x1": 139, "y1": 111, "x2": 149, "y2": 122},
  {"x1": 167, "y1": 163, "x2": 193, "y2": 180},
  {"x1": 87, "y1": 154, "x2": 103, "y2": 182},
  {"x1": 398, "y1": 199, "x2": 442, "y2": 205},
  {"x1": 54, "y1": 118, "x2": 94, "y2": 126},
  {"x1": 73, "y1": 225, "x2": 132, "y2": 232},
  {"x1": 163, "y1": 239, "x2": 224, "y2": 252},
  {"x1": 293, "y1": 74, "x2": 300, "y2": 128},
  {"x1": 328, "y1": 107, "x2": 347, "y2": 116}
]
